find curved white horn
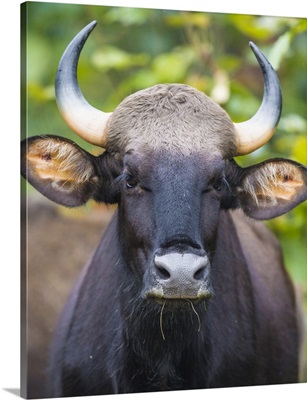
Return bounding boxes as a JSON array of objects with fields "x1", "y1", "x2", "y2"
[
  {"x1": 234, "y1": 42, "x2": 282, "y2": 156},
  {"x1": 55, "y1": 21, "x2": 111, "y2": 147}
]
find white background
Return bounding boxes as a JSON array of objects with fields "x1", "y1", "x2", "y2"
[{"x1": 0, "y1": 1, "x2": 306, "y2": 399}]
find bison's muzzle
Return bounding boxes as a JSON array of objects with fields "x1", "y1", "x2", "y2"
[{"x1": 143, "y1": 252, "x2": 213, "y2": 301}]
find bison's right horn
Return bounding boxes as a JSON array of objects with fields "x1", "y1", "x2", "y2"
[{"x1": 55, "y1": 21, "x2": 111, "y2": 148}]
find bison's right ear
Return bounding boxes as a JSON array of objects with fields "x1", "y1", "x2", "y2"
[{"x1": 21, "y1": 136, "x2": 105, "y2": 207}]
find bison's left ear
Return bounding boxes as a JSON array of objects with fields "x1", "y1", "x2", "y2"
[
  {"x1": 21, "y1": 135, "x2": 103, "y2": 207},
  {"x1": 236, "y1": 159, "x2": 307, "y2": 220}
]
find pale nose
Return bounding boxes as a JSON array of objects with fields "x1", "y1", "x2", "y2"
[{"x1": 154, "y1": 253, "x2": 209, "y2": 284}]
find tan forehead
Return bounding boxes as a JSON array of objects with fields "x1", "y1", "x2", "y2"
[{"x1": 107, "y1": 84, "x2": 237, "y2": 157}]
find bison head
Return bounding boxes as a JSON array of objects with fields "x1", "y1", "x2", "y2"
[{"x1": 21, "y1": 21, "x2": 307, "y2": 304}]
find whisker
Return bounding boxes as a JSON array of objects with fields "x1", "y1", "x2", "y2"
[
  {"x1": 186, "y1": 299, "x2": 201, "y2": 332},
  {"x1": 160, "y1": 301, "x2": 166, "y2": 341}
]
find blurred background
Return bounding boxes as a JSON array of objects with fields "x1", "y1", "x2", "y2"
[{"x1": 21, "y1": 2, "x2": 307, "y2": 397}]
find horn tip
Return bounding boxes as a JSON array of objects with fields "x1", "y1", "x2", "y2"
[
  {"x1": 87, "y1": 20, "x2": 97, "y2": 33},
  {"x1": 249, "y1": 41, "x2": 258, "y2": 53}
]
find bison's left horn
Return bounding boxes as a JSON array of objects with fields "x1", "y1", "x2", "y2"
[
  {"x1": 234, "y1": 42, "x2": 282, "y2": 156},
  {"x1": 55, "y1": 21, "x2": 111, "y2": 148}
]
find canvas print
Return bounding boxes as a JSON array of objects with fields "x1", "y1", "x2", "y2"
[{"x1": 20, "y1": 1, "x2": 307, "y2": 398}]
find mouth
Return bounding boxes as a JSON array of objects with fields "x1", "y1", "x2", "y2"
[
  {"x1": 152, "y1": 297, "x2": 211, "y2": 315},
  {"x1": 143, "y1": 286, "x2": 213, "y2": 303}
]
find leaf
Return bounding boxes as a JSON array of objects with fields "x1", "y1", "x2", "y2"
[
  {"x1": 152, "y1": 47, "x2": 195, "y2": 82},
  {"x1": 105, "y1": 7, "x2": 153, "y2": 26},
  {"x1": 166, "y1": 12, "x2": 210, "y2": 28},
  {"x1": 292, "y1": 136, "x2": 307, "y2": 165},
  {"x1": 279, "y1": 114, "x2": 307, "y2": 134},
  {"x1": 229, "y1": 15, "x2": 272, "y2": 41},
  {"x1": 92, "y1": 46, "x2": 149, "y2": 71},
  {"x1": 268, "y1": 31, "x2": 292, "y2": 70}
]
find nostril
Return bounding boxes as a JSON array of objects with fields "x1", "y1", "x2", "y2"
[
  {"x1": 154, "y1": 253, "x2": 209, "y2": 284},
  {"x1": 194, "y1": 266, "x2": 205, "y2": 281},
  {"x1": 156, "y1": 265, "x2": 171, "y2": 280}
]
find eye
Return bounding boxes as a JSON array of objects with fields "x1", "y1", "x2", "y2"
[
  {"x1": 203, "y1": 175, "x2": 226, "y2": 194},
  {"x1": 212, "y1": 177, "x2": 223, "y2": 192},
  {"x1": 126, "y1": 174, "x2": 138, "y2": 189}
]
